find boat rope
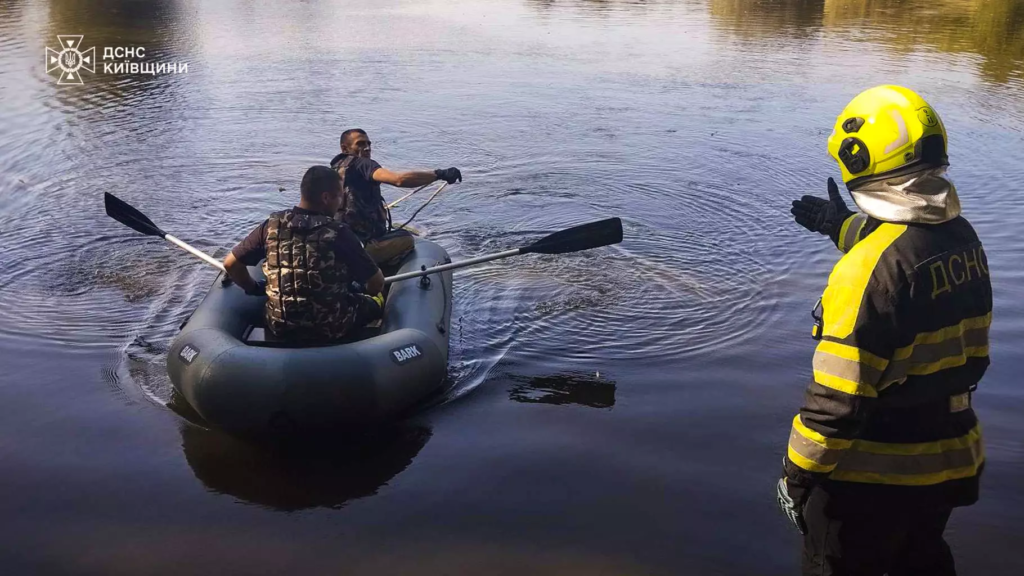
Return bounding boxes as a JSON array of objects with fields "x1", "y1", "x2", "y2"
[{"x1": 395, "y1": 182, "x2": 449, "y2": 231}]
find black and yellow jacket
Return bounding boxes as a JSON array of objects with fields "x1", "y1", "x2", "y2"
[{"x1": 785, "y1": 212, "x2": 991, "y2": 505}]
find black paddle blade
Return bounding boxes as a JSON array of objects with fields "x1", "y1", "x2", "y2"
[
  {"x1": 521, "y1": 217, "x2": 623, "y2": 255},
  {"x1": 104, "y1": 192, "x2": 166, "y2": 238}
]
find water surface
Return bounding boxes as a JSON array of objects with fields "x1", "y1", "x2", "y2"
[{"x1": 1, "y1": 1, "x2": 1023, "y2": 573}]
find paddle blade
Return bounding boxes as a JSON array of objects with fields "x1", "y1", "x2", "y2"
[
  {"x1": 521, "y1": 217, "x2": 623, "y2": 255},
  {"x1": 104, "y1": 192, "x2": 165, "y2": 238}
]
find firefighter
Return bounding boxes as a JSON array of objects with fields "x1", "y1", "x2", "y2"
[{"x1": 780, "y1": 85, "x2": 991, "y2": 576}]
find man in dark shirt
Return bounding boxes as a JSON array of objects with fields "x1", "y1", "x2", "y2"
[
  {"x1": 223, "y1": 165, "x2": 384, "y2": 344},
  {"x1": 330, "y1": 128, "x2": 462, "y2": 266}
]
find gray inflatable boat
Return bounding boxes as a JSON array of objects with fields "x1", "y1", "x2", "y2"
[{"x1": 167, "y1": 239, "x2": 453, "y2": 436}]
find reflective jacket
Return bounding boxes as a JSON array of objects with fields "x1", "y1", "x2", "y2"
[
  {"x1": 262, "y1": 210, "x2": 358, "y2": 343},
  {"x1": 785, "y1": 213, "x2": 991, "y2": 505}
]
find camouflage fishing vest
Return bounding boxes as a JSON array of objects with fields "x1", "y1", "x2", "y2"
[
  {"x1": 335, "y1": 155, "x2": 389, "y2": 241},
  {"x1": 262, "y1": 210, "x2": 357, "y2": 343}
]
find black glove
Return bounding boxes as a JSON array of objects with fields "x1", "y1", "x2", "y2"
[
  {"x1": 434, "y1": 167, "x2": 462, "y2": 184},
  {"x1": 244, "y1": 280, "x2": 267, "y2": 297},
  {"x1": 790, "y1": 177, "x2": 853, "y2": 236},
  {"x1": 358, "y1": 293, "x2": 384, "y2": 321},
  {"x1": 776, "y1": 477, "x2": 810, "y2": 535}
]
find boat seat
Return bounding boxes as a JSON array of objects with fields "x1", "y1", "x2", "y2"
[
  {"x1": 243, "y1": 326, "x2": 294, "y2": 348},
  {"x1": 243, "y1": 324, "x2": 383, "y2": 348}
]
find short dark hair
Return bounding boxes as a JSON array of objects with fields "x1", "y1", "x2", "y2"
[
  {"x1": 300, "y1": 165, "x2": 341, "y2": 203},
  {"x1": 340, "y1": 128, "x2": 367, "y2": 148}
]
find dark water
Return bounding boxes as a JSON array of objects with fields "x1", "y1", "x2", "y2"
[{"x1": 2, "y1": 0, "x2": 1023, "y2": 573}]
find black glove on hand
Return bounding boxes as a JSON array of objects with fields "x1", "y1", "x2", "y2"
[
  {"x1": 434, "y1": 167, "x2": 462, "y2": 184},
  {"x1": 790, "y1": 177, "x2": 853, "y2": 236},
  {"x1": 244, "y1": 280, "x2": 267, "y2": 297},
  {"x1": 776, "y1": 477, "x2": 810, "y2": 535},
  {"x1": 358, "y1": 293, "x2": 384, "y2": 321}
]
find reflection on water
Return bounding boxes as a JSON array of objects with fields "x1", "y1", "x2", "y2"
[
  {"x1": 181, "y1": 423, "x2": 432, "y2": 511},
  {"x1": 823, "y1": 0, "x2": 1024, "y2": 83},
  {"x1": 509, "y1": 372, "x2": 616, "y2": 409},
  {"x1": 709, "y1": 0, "x2": 1024, "y2": 82},
  {"x1": 710, "y1": 0, "x2": 825, "y2": 38}
]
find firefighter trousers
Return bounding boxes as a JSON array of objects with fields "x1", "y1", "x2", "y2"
[{"x1": 802, "y1": 486, "x2": 956, "y2": 576}]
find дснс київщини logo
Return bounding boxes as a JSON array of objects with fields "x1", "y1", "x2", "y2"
[
  {"x1": 45, "y1": 35, "x2": 95, "y2": 85},
  {"x1": 44, "y1": 37, "x2": 188, "y2": 83}
]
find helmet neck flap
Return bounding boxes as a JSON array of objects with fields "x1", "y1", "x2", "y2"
[{"x1": 849, "y1": 166, "x2": 961, "y2": 224}]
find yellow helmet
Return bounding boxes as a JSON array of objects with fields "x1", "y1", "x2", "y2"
[{"x1": 827, "y1": 85, "x2": 948, "y2": 189}]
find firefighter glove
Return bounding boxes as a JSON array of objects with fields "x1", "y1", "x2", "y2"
[
  {"x1": 791, "y1": 177, "x2": 853, "y2": 236},
  {"x1": 776, "y1": 477, "x2": 809, "y2": 535}
]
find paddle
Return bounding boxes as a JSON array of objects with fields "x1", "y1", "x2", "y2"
[
  {"x1": 384, "y1": 217, "x2": 623, "y2": 284},
  {"x1": 104, "y1": 192, "x2": 227, "y2": 272},
  {"x1": 105, "y1": 192, "x2": 623, "y2": 285}
]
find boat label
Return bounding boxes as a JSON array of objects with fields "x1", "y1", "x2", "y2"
[
  {"x1": 390, "y1": 344, "x2": 422, "y2": 365},
  {"x1": 179, "y1": 344, "x2": 200, "y2": 365}
]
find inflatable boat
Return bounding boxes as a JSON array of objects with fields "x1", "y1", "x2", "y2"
[{"x1": 167, "y1": 238, "x2": 453, "y2": 436}]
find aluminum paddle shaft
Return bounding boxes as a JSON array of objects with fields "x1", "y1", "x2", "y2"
[
  {"x1": 384, "y1": 248, "x2": 521, "y2": 284},
  {"x1": 105, "y1": 192, "x2": 225, "y2": 272},
  {"x1": 384, "y1": 217, "x2": 623, "y2": 284}
]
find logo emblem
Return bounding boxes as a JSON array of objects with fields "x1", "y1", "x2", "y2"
[
  {"x1": 179, "y1": 344, "x2": 201, "y2": 365},
  {"x1": 917, "y1": 107, "x2": 939, "y2": 128},
  {"x1": 45, "y1": 35, "x2": 95, "y2": 85},
  {"x1": 390, "y1": 344, "x2": 423, "y2": 365}
]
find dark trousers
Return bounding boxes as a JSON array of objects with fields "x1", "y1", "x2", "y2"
[
  {"x1": 802, "y1": 487, "x2": 956, "y2": 576},
  {"x1": 365, "y1": 229, "x2": 415, "y2": 267}
]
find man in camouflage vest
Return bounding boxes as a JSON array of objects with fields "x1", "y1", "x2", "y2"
[
  {"x1": 223, "y1": 165, "x2": 385, "y2": 344},
  {"x1": 330, "y1": 128, "x2": 462, "y2": 267}
]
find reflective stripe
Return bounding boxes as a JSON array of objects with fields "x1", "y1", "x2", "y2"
[
  {"x1": 787, "y1": 415, "x2": 849, "y2": 473},
  {"x1": 837, "y1": 214, "x2": 855, "y2": 252},
  {"x1": 793, "y1": 415, "x2": 853, "y2": 449},
  {"x1": 830, "y1": 425, "x2": 984, "y2": 486},
  {"x1": 823, "y1": 223, "x2": 907, "y2": 339},
  {"x1": 881, "y1": 315, "x2": 991, "y2": 386},
  {"x1": 813, "y1": 341, "x2": 889, "y2": 395},
  {"x1": 883, "y1": 108, "x2": 910, "y2": 154},
  {"x1": 816, "y1": 340, "x2": 889, "y2": 371},
  {"x1": 907, "y1": 345, "x2": 988, "y2": 376},
  {"x1": 842, "y1": 447, "x2": 979, "y2": 474},
  {"x1": 894, "y1": 314, "x2": 991, "y2": 353},
  {"x1": 812, "y1": 352, "x2": 883, "y2": 390},
  {"x1": 852, "y1": 425, "x2": 982, "y2": 455},
  {"x1": 788, "y1": 444, "x2": 836, "y2": 473},
  {"x1": 893, "y1": 326, "x2": 989, "y2": 361},
  {"x1": 830, "y1": 463, "x2": 983, "y2": 486},
  {"x1": 838, "y1": 213, "x2": 869, "y2": 253},
  {"x1": 813, "y1": 370, "x2": 879, "y2": 397},
  {"x1": 789, "y1": 418, "x2": 985, "y2": 485}
]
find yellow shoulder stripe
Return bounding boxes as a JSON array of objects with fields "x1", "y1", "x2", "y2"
[{"x1": 823, "y1": 223, "x2": 907, "y2": 339}]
